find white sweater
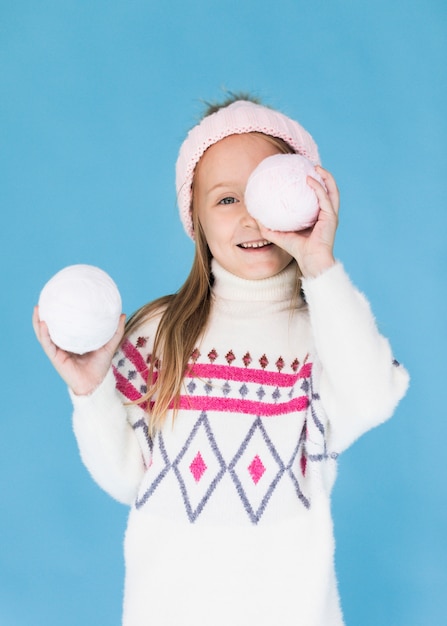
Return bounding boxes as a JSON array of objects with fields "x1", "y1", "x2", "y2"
[{"x1": 71, "y1": 261, "x2": 409, "y2": 626}]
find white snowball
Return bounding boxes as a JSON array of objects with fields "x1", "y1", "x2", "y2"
[
  {"x1": 245, "y1": 154, "x2": 323, "y2": 231},
  {"x1": 38, "y1": 265, "x2": 122, "y2": 354}
]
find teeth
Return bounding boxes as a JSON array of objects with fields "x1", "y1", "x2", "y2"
[{"x1": 239, "y1": 240, "x2": 270, "y2": 249}]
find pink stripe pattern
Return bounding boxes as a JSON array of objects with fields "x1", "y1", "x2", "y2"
[
  {"x1": 113, "y1": 338, "x2": 312, "y2": 418},
  {"x1": 121, "y1": 339, "x2": 149, "y2": 379},
  {"x1": 174, "y1": 394, "x2": 309, "y2": 416},
  {"x1": 187, "y1": 362, "x2": 311, "y2": 386}
]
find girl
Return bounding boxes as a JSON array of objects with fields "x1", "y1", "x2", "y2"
[{"x1": 34, "y1": 97, "x2": 409, "y2": 625}]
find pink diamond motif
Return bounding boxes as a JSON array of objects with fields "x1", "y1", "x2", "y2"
[
  {"x1": 190, "y1": 452, "x2": 207, "y2": 483},
  {"x1": 248, "y1": 455, "x2": 266, "y2": 485}
]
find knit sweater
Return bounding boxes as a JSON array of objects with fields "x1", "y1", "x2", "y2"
[{"x1": 71, "y1": 260, "x2": 409, "y2": 626}]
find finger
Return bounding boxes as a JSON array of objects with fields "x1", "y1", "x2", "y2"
[
  {"x1": 32, "y1": 306, "x2": 41, "y2": 341},
  {"x1": 103, "y1": 313, "x2": 126, "y2": 355},
  {"x1": 307, "y1": 176, "x2": 336, "y2": 217},
  {"x1": 36, "y1": 317, "x2": 58, "y2": 360},
  {"x1": 258, "y1": 224, "x2": 302, "y2": 258},
  {"x1": 115, "y1": 314, "x2": 126, "y2": 343},
  {"x1": 315, "y1": 166, "x2": 340, "y2": 214},
  {"x1": 32, "y1": 306, "x2": 53, "y2": 348},
  {"x1": 315, "y1": 166, "x2": 336, "y2": 188}
]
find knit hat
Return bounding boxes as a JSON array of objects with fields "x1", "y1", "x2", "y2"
[{"x1": 175, "y1": 100, "x2": 321, "y2": 239}]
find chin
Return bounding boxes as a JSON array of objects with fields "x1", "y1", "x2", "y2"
[{"x1": 235, "y1": 260, "x2": 294, "y2": 281}]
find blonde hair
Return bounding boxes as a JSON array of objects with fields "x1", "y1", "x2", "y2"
[{"x1": 125, "y1": 104, "x2": 296, "y2": 433}]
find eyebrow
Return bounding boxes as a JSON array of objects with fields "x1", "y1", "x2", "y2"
[{"x1": 206, "y1": 182, "x2": 236, "y2": 194}]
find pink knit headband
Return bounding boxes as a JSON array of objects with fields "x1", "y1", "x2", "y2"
[{"x1": 175, "y1": 100, "x2": 321, "y2": 239}]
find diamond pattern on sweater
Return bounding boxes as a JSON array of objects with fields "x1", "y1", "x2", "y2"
[
  {"x1": 132, "y1": 418, "x2": 153, "y2": 470},
  {"x1": 229, "y1": 417, "x2": 284, "y2": 524},
  {"x1": 222, "y1": 381, "x2": 231, "y2": 396},
  {"x1": 172, "y1": 412, "x2": 226, "y2": 522},
  {"x1": 132, "y1": 393, "x2": 329, "y2": 522},
  {"x1": 190, "y1": 452, "x2": 207, "y2": 482},
  {"x1": 248, "y1": 455, "x2": 266, "y2": 484},
  {"x1": 257, "y1": 387, "x2": 265, "y2": 400},
  {"x1": 118, "y1": 342, "x2": 334, "y2": 523},
  {"x1": 135, "y1": 432, "x2": 170, "y2": 509},
  {"x1": 239, "y1": 384, "x2": 249, "y2": 397},
  {"x1": 286, "y1": 426, "x2": 310, "y2": 509}
]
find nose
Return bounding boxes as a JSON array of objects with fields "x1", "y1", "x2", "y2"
[{"x1": 240, "y1": 199, "x2": 259, "y2": 229}]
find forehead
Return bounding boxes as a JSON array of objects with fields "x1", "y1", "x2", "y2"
[{"x1": 194, "y1": 133, "x2": 281, "y2": 183}]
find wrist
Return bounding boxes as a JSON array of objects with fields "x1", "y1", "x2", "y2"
[
  {"x1": 69, "y1": 371, "x2": 109, "y2": 397},
  {"x1": 69, "y1": 368, "x2": 115, "y2": 400},
  {"x1": 299, "y1": 254, "x2": 336, "y2": 279}
]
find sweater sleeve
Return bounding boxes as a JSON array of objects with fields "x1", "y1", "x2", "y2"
[
  {"x1": 301, "y1": 263, "x2": 410, "y2": 452},
  {"x1": 70, "y1": 367, "x2": 146, "y2": 505}
]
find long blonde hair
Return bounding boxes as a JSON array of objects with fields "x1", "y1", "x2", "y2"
[{"x1": 125, "y1": 114, "x2": 295, "y2": 432}]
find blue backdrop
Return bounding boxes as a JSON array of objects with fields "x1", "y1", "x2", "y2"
[{"x1": 1, "y1": 1, "x2": 446, "y2": 624}]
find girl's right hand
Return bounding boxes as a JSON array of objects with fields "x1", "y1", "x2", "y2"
[
  {"x1": 32, "y1": 306, "x2": 126, "y2": 396},
  {"x1": 258, "y1": 166, "x2": 339, "y2": 278}
]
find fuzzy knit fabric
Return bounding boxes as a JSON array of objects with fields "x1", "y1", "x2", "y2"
[{"x1": 71, "y1": 260, "x2": 409, "y2": 626}]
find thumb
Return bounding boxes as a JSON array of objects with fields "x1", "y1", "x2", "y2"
[{"x1": 103, "y1": 313, "x2": 126, "y2": 355}]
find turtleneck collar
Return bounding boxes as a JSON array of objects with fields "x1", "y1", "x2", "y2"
[{"x1": 211, "y1": 259, "x2": 301, "y2": 304}]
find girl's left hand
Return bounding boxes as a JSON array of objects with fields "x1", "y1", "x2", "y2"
[{"x1": 258, "y1": 166, "x2": 339, "y2": 278}]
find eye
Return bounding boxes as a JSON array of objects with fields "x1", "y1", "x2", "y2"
[{"x1": 218, "y1": 196, "x2": 238, "y2": 205}]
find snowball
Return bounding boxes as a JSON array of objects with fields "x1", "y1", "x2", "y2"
[
  {"x1": 245, "y1": 154, "x2": 323, "y2": 231},
  {"x1": 38, "y1": 265, "x2": 122, "y2": 354}
]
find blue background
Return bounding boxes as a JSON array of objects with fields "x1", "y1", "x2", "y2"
[{"x1": 1, "y1": 1, "x2": 446, "y2": 624}]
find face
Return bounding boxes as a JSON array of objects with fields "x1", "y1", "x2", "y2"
[{"x1": 193, "y1": 133, "x2": 293, "y2": 280}]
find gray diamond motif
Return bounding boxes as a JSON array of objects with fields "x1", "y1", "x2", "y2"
[
  {"x1": 286, "y1": 435, "x2": 310, "y2": 510},
  {"x1": 222, "y1": 381, "x2": 231, "y2": 396},
  {"x1": 229, "y1": 417, "x2": 284, "y2": 524},
  {"x1": 172, "y1": 412, "x2": 226, "y2": 522},
  {"x1": 135, "y1": 432, "x2": 170, "y2": 509},
  {"x1": 257, "y1": 386, "x2": 265, "y2": 400},
  {"x1": 272, "y1": 386, "x2": 281, "y2": 401},
  {"x1": 239, "y1": 383, "x2": 249, "y2": 397}
]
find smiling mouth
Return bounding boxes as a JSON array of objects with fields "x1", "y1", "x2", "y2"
[{"x1": 237, "y1": 239, "x2": 272, "y2": 249}]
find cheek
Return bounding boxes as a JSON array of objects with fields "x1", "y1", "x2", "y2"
[
  {"x1": 196, "y1": 210, "x2": 211, "y2": 240},
  {"x1": 201, "y1": 222, "x2": 223, "y2": 256},
  {"x1": 197, "y1": 208, "x2": 226, "y2": 243}
]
